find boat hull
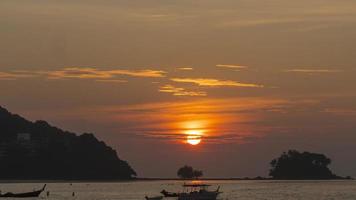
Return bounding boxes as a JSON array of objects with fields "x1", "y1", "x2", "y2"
[
  {"x1": 178, "y1": 192, "x2": 219, "y2": 200},
  {"x1": 0, "y1": 190, "x2": 43, "y2": 198},
  {"x1": 0, "y1": 184, "x2": 46, "y2": 198},
  {"x1": 145, "y1": 196, "x2": 163, "y2": 200}
]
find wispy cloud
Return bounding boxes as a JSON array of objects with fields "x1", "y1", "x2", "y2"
[
  {"x1": 46, "y1": 67, "x2": 166, "y2": 79},
  {"x1": 171, "y1": 78, "x2": 264, "y2": 88},
  {"x1": 0, "y1": 71, "x2": 35, "y2": 80},
  {"x1": 285, "y1": 69, "x2": 343, "y2": 73},
  {"x1": 221, "y1": 18, "x2": 306, "y2": 28},
  {"x1": 95, "y1": 79, "x2": 128, "y2": 83},
  {"x1": 0, "y1": 67, "x2": 166, "y2": 81},
  {"x1": 45, "y1": 67, "x2": 112, "y2": 79},
  {"x1": 177, "y1": 67, "x2": 194, "y2": 71},
  {"x1": 159, "y1": 85, "x2": 206, "y2": 96},
  {"x1": 323, "y1": 108, "x2": 356, "y2": 116},
  {"x1": 216, "y1": 64, "x2": 248, "y2": 70}
]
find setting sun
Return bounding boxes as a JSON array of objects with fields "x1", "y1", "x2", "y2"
[
  {"x1": 185, "y1": 130, "x2": 203, "y2": 145},
  {"x1": 187, "y1": 135, "x2": 202, "y2": 145}
]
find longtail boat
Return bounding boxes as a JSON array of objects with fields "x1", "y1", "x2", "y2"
[{"x1": 0, "y1": 184, "x2": 46, "y2": 198}]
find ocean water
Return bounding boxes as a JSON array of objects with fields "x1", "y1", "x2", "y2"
[{"x1": 0, "y1": 180, "x2": 355, "y2": 200}]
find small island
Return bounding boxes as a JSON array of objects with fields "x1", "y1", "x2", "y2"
[
  {"x1": 269, "y1": 150, "x2": 348, "y2": 180},
  {"x1": 0, "y1": 106, "x2": 136, "y2": 180},
  {"x1": 177, "y1": 165, "x2": 203, "y2": 179}
]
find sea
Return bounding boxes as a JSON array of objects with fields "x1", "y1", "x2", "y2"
[{"x1": 0, "y1": 180, "x2": 355, "y2": 200}]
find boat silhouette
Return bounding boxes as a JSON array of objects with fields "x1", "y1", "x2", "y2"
[
  {"x1": 161, "y1": 183, "x2": 221, "y2": 200},
  {"x1": 145, "y1": 195, "x2": 164, "y2": 200},
  {"x1": 0, "y1": 184, "x2": 46, "y2": 198}
]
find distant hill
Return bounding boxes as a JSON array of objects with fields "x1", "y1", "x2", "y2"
[
  {"x1": 269, "y1": 150, "x2": 348, "y2": 180},
  {"x1": 0, "y1": 106, "x2": 136, "y2": 180}
]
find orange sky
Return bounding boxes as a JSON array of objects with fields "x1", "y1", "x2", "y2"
[{"x1": 1, "y1": 0, "x2": 356, "y2": 177}]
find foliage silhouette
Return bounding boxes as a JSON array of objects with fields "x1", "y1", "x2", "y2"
[
  {"x1": 177, "y1": 165, "x2": 203, "y2": 179},
  {"x1": 0, "y1": 106, "x2": 136, "y2": 180},
  {"x1": 269, "y1": 150, "x2": 341, "y2": 180},
  {"x1": 193, "y1": 170, "x2": 203, "y2": 179}
]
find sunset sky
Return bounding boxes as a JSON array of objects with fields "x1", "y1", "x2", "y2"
[{"x1": 1, "y1": 0, "x2": 356, "y2": 178}]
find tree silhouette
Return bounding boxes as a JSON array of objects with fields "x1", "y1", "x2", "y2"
[
  {"x1": 193, "y1": 170, "x2": 203, "y2": 179},
  {"x1": 177, "y1": 165, "x2": 203, "y2": 179},
  {"x1": 269, "y1": 150, "x2": 339, "y2": 180}
]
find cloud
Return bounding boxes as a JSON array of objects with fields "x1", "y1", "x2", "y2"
[
  {"x1": 323, "y1": 108, "x2": 356, "y2": 116},
  {"x1": 221, "y1": 18, "x2": 306, "y2": 28},
  {"x1": 0, "y1": 67, "x2": 166, "y2": 81},
  {"x1": 285, "y1": 69, "x2": 343, "y2": 73},
  {"x1": 0, "y1": 72, "x2": 18, "y2": 80},
  {"x1": 0, "y1": 71, "x2": 36, "y2": 80},
  {"x1": 171, "y1": 78, "x2": 264, "y2": 88},
  {"x1": 95, "y1": 79, "x2": 128, "y2": 83},
  {"x1": 45, "y1": 67, "x2": 113, "y2": 79},
  {"x1": 177, "y1": 67, "x2": 194, "y2": 71},
  {"x1": 216, "y1": 64, "x2": 248, "y2": 70},
  {"x1": 46, "y1": 67, "x2": 166, "y2": 79},
  {"x1": 111, "y1": 69, "x2": 166, "y2": 77},
  {"x1": 159, "y1": 84, "x2": 207, "y2": 96}
]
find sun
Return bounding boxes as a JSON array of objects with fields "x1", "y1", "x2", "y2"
[
  {"x1": 187, "y1": 135, "x2": 201, "y2": 145},
  {"x1": 185, "y1": 130, "x2": 203, "y2": 145}
]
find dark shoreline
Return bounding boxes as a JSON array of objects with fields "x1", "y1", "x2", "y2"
[{"x1": 0, "y1": 177, "x2": 353, "y2": 183}]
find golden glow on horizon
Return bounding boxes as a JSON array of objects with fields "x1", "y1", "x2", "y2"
[{"x1": 96, "y1": 98, "x2": 288, "y2": 144}]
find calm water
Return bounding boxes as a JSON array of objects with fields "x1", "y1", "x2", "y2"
[{"x1": 0, "y1": 180, "x2": 356, "y2": 200}]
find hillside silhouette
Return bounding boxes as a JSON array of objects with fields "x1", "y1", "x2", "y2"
[{"x1": 0, "y1": 106, "x2": 136, "y2": 180}]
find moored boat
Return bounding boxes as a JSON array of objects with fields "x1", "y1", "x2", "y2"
[
  {"x1": 162, "y1": 183, "x2": 221, "y2": 200},
  {"x1": 0, "y1": 184, "x2": 46, "y2": 198},
  {"x1": 145, "y1": 195, "x2": 164, "y2": 200},
  {"x1": 161, "y1": 189, "x2": 179, "y2": 197}
]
